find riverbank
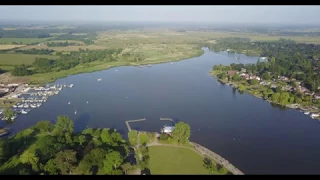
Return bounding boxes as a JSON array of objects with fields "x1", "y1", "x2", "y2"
[
  {"x1": 210, "y1": 70, "x2": 320, "y2": 120},
  {"x1": 26, "y1": 48, "x2": 204, "y2": 85}
]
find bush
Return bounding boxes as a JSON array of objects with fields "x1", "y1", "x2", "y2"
[{"x1": 159, "y1": 133, "x2": 169, "y2": 141}]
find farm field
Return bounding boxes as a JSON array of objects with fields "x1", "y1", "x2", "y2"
[
  {"x1": 0, "y1": 54, "x2": 59, "y2": 66},
  {"x1": 0, "y1": 38, "x2": 50, "y2": 45}
]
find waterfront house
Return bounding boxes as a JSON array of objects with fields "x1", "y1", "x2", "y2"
[
  {"x1": 313, "y1": 93, "x2": 320, "y2": 99},
  {"x1": 227, "y1": 70, "x2": 237, "y2": 75},
  {"x1": 304, "y1": 90, "x2": 314, "y2": 96}
]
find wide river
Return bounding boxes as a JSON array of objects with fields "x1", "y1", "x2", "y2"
[{"x1": 2, "y1": 48, "x2": 320, "y2": 174}]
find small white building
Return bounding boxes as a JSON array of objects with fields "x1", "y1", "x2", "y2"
[{"x1": 161, "y1": 126, "x2": 175, "y2": 134}]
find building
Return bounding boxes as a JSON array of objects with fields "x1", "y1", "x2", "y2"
[
  {"x1": 227, "y1": 70, "x2": 237, "y2": 75},
  {"x1": 313, "y1": 93, "x2": 320, "y2": 99},
  {"x1": 161, "y1": 125, "x2": 175, "y2": 134}
]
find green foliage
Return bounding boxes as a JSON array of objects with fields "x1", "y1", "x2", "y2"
[
  {"x1": 159, "y1": 133, "x2": 169, "y2": 141},
  {"x1": 172, "y1": 121, "x2": 191, "y2": 144},
  {"x1": 11, "y1": 65, "x2": 32, "y2": 76},
  {"x1": 128, "y1": 130, "x2": 138, "y2": 146},
  {"x1": 34, "y1": 121, "x2": 52, "y2": 134},
  {"x1": 248, "y1": 79, "x2": 259, "y2": 85},
  {"x1": 3, "y1": 108, "x2": 15, "y2": 120},
  {"x1": 0, "y1": 140, "x2": 8, "y2": 163},
  {"x1": 238, "y1": 85, "x2": 246, "y2": 92},
  {"x1": 103, "y1": 150, "x2": 123, "y2": 175},
  {"x1": 54, "y1": 149, "x2": 77, "y2": 174},
  {"x1": 52, "y1": 116, "x2": 74, "y2": 136},
  {"x1": 0, "y1": 117, "x2": 129, "y2": 175},
  {"x1": 139, "y1": 133, "x2": 150, "y2": 145},
  {"x1": 261, "y1": 72, "x2": 271, "y2": 80}
]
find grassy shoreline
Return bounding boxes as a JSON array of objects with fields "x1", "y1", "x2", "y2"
[{"x1": 28, "y1": 48, "x2": 204, "y2": 85}]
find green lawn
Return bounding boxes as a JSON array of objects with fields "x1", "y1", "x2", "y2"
[
  {"x1": 148, "y1": 146, "x2": 209, "y2": 175},
  {"x1": 0, "y1": 54, "x2": 59, "y2": 66}
]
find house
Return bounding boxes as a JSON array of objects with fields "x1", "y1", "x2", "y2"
[
  {"x1": 304, "y1": 90, "x2": 314, "y2": 96},
  {"x1": 161, "y1": 125, "x2": 175, "y2": 134},
  {"x1": 271, "y1": 84, "x2": 277, "y2": 88},
  {"x1": 314, "y1": 93, "x2": 320, "y2": 99},
  {"x1": 241, "y1": 68, "x2": 246, "y2": 73},
  {"x1": 7, "y1": 83, "x2": 19, "y2": 87},
  {"x1": 227, "y1": 70, "x2": 237, "y2": 75}
]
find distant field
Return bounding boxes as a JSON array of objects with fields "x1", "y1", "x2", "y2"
[
  {"x1": 47, "y1": 40, "x2": 86, "y2": 45},
  {"x1": 0, "y1": 38, "x2": 50, "y2": 45},
  {"x1": 0, "y1": 45, "x2": 26, "y2": 50},
  {"x1": 0, "y1": 54, "x2": 59, "y2": 66},
  {"x1": 18, "y1": 44, "x2": 105, "y2": 52},
  {"x1": 148, "y1": 146, "x2": 209, "y2": 175}
]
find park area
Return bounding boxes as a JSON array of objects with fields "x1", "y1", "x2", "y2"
[{"x1": 148, "y1": 146, "x2": 209, "y2": 175}]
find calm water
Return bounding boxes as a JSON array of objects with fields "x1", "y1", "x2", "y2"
[{"x1": 2, "y1": 48, "x2": 320, "y2": 174}]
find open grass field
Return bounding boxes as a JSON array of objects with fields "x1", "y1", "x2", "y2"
[
  {"x1": 18, "y1": 44, "x2": 105, "y2": 52},
  {"x1": 0, "y1": 45, "x2": 26, "y2": 50},
  {"x1": 148, "y1": 146, "x2": 209, "y2": 175},
  {"x1": 0, "y1": 54, "x2": 59, "y2": 66},
  {"x1": 0, "y1": 38, "x2": 50, "y2": 45}
]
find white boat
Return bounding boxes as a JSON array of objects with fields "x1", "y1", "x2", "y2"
[
  {"x1": 97, "y1": 78, "x2": 102, "y2": 81},
  {"x1": 86, "y1": 101, "x2": 89, "y2": 104},
  {"x1": 311, "y1": 113, "x2": 319, "y2": 118},
  {"x1": 304, "y1": 111, "x2": 310, "y2": 115},
  {"x1": 74, "y1": 109, "x2": 77, "y2": 114},
  {"x1": 68, "y1": 102, "x2": 71, "y2": 105},
  {"x1": 21, "y1": 110, "x2": 28, "y2": 114},
  {"x1": 115, "y1": 70, "x2": 118, "y2": 72},
  {"x1": 147, "y1": 64, "x2": 152, "y2": 67},
  {"x1": 69, "y1": 84, "x2": 74, "y2": 88}
]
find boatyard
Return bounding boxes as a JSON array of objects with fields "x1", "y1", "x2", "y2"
[{"x1": 0, "y1": 83, "x2": 74, "y2": 121}]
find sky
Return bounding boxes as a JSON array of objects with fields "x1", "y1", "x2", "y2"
[{"x1": 0, "y1": 6, "x2": 319, "y2": 24}]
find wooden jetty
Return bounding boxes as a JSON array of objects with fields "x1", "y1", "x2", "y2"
[
  {"x1": 159, "y1": 117, "x2": 175, "y2": 125},
  {"x1": 125, "y1": 118, "x2": 146, "y2": 132}
]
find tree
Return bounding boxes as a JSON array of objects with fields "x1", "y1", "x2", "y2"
[
  {"x1": 44, "y1": 159, "x2": 59, "y2": 175},
  {"x1": 3, "y1": 108, "x2": 15, "y2": 120},
  {"x1": 261, "y1": 72, "x2": 271, "y2": 80},
  {"x1": 172, "y1": 121, "x2": 191, "y2": 144},
  {"x1": 279, "y1": 92, "x2": 290, "y2": 104},
  {"x1": 103, "y1": 150, "x2": 123, "y2": 174},
  {"x1": 238, "y1": 85, "x2": 246, "y2": 92},
  {"x1": 52, "y1": 116, "x2": 74, "y2": 136},
  {"x1": 232, "y1": 74, "x2": 241, "y2": 81},
  {"x1": 55, "y1": 150, "x2": 77, "y2": 175},
  {"x1": 0, "y1": 140, "x2": 8, "y2": 163},
  {"x1": 248, "y1": 79, "x2": 259, "y2": 85},
  {"x1": 100, "y1": 129, "x2": 111, "y2": 144},
  {"x1": 20, "y1": 150, "x2": 39, "y2": 171},
  {"x1": 271, "y1": 93, "x2": 281, "y2": 102},
  {"x1": 35, "y1": 120, "x2": 52, "y2": 134},
  {"x1": 295, "y1": 97, "x2": 302, "y2": 103},
  {"x1": 76, "y1": 148, "x2": 106, "y2": 175},
  {"x1": 78, "y1": 135, "x2": 86, "y2": 146},
  {"x1": 203, "y1": 158, "x2": 217, "y2": 174}
]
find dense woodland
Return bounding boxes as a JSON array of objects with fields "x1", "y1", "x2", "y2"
[
  {"x1": 11, "y1": 48, "x2": 122, "y2": 76},
  {"x1": 208, "y1": 38, "x2": 320, "y2": 92},
  {"x1": 0, "y1": 116, "x2": 131, "y2": 175}
]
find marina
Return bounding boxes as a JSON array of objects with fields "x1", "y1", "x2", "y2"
[{"x1": 1, "y1": 83, "x2": 74, "y2": 121}]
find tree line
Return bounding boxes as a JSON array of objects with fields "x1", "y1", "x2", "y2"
[
  {"x1": 0, "y1": 116, "x2": 130, "y2": 175},
  {"x1": 209, "y1": 38, "x2": 320, "y2": 92},
  {"x1": 11, "y1": 48, "x2": 122, "y2": 76}
]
